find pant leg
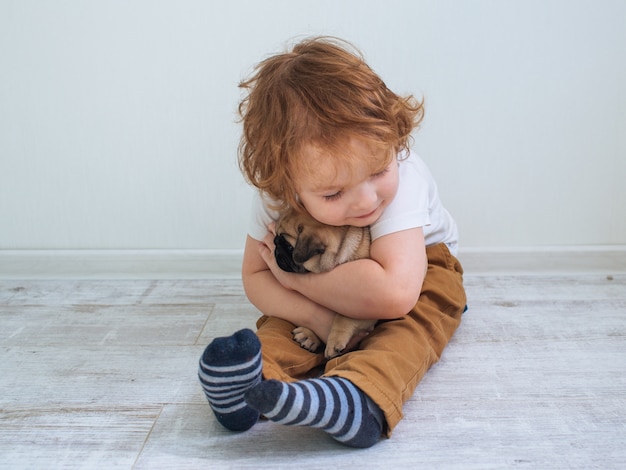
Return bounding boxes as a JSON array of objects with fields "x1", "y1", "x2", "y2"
[
  {"x1": 255, "y1": 315, "x2": 327, "y2": 381},
  {"x1": 323, "y1": 243, "x2": 467, "y2": 436}
]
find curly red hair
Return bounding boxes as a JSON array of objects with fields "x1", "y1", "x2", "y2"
[{"x1": 238, "y1": 36, "x2": 424, "y2": 212}]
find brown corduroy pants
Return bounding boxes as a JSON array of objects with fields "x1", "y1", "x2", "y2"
[{"x1": 255, "y1": 242, "x2": 467, "y2": 436}]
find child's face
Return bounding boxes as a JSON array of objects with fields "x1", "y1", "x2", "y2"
[{"x1": 295, "y1": 139, "x2": 399, "y2": 227}]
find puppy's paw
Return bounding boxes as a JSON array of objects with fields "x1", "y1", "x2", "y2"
[
  {"x1": 292, "y1": 327, "x2": 322, "y2": 352},
  {"x1": 325, "y1": 317, "x2": 377, "y2": 359},
  {"x1": 324, "y1": 333, "x2": 350, "y2": 359}
]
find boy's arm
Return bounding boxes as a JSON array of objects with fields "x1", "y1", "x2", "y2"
[
  {"x1": 258, "y1": 227, "x2": 427, "y2": 320},
  {"x1": 242, "y1": 235, "x2": 337, "y2": 342}
]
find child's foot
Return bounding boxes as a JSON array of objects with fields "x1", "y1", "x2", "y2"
[
  {"x1": 198, "y1": 328, "x2": 262, "y2": 431},
  {"x1": 244, "y1": 377, "x2": 383, "y2": 448}
]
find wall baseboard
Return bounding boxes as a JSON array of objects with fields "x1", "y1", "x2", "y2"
[
  {"x1": 457, "y1": 245, "x2": 626, "y2": 275},
  {"x1": 0, "y1": 250, "x2": 244, "y2": 280},
  {"x1": 0, "y1": 246, "x2": 625, "y2": 280}
]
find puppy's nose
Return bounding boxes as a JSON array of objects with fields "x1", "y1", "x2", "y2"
[{"x1": 274, "y1": 234, "x2": 293, "y2": 254}]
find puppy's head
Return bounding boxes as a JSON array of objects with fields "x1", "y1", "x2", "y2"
[{"x1": 274, "y1": 210, "x2": 339, "y2": 274}]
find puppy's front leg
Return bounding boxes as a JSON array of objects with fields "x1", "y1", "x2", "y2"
[{"x1": 325, "y1": 316, "x2": 377, "y2": 359}]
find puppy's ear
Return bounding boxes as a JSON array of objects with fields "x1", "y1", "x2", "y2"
[{"x1": 292, "y1": 233, "x2": 325, "y2": 264}]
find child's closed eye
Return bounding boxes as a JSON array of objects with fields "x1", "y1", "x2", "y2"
[{"x1": 323, "y1": 191, "x2": 343, "y2": 201}]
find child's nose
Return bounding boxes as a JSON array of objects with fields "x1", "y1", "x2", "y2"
[{"x1": 353, "y1": 184, "x2": 377, "y2": 208}]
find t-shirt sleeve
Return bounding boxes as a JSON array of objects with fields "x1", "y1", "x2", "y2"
[
  {"x1": 248, "y1": 191, "x2": 281, "y2": 241},
  {"x1": 369, "y1": 154, "x2": 431, "y2": 241}
]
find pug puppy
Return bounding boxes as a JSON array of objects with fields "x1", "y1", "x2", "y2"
[{"x1": 274, "y1": 209, "x2": 377, "y2": 359}]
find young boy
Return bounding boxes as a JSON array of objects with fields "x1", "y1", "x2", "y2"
[{"x1": 198, "y1": 36, "x2": 466, "y2": 448}]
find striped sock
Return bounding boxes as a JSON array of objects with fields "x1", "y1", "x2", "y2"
[
  {"x1": 244, "y1": 377, "x2": 383, "y2": 448},
  {"x1": 198, "y1": 328, "x2": 262, "y2": 432}
]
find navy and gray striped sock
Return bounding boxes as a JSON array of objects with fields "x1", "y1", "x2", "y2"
[
  {"x1": 244, "y1": 377, "x2": 383, "y2": 448},
  {"x1": 198, "y1": 328, "x2": 262, "y2": 432}
]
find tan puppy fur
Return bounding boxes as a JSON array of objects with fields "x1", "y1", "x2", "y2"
[{"x1": 274, "y1": 209, "x2": 376, "y2": 359}]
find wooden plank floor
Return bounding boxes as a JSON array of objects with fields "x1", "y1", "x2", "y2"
[{"x1": 1, "y1": 273, "x2": 625, "y2": 469}]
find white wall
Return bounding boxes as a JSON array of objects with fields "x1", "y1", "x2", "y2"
[{"x1": 1, "y1": 0, "x2": 624, "y2": 250}]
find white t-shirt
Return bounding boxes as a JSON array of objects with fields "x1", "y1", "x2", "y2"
[{"x1": 248, "y1": 150, "x2": 459, "y2": 256}]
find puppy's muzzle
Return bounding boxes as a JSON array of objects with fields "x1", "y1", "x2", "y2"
[{"x1": 274, "y1": 234, "x2": 308, "y2": 273}]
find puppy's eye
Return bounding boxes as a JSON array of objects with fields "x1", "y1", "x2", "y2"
[{"x1": 297, "y1": 224, "x2": 303, "y2": 233}]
